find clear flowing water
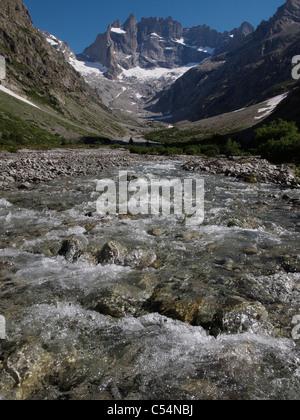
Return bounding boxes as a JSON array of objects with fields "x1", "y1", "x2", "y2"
[{"x1": 0, "y1": 161, "x2": 299, "y2": 400}]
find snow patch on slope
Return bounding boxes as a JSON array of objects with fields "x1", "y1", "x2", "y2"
[
  {"x1": 255, "y1": 93, "x2": 288, "y2": 120},
  {"x1": 111, "y1": 28, "x2": 127, "y2": 35},
  {"x1": 69, "y1": 57, "x2": 108, "y2": 77},
  {"x1": 0, "y1": 85, "x2": 40, "y2": 109},
  {"x1": 175, "y1": 38, "x2": 215, "y2": 54}
]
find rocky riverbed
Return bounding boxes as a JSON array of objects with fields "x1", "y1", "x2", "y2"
[
  {"x1": 0, "y1": 154, "x2": 300, "y2": 400},
  {"x1": 183, "y1": 157, "x2": 300, "y2": 188},
  {"x1": 0, "y1": 149, "x2": 299, "y2": 189},
  {"x1": 0, "y1": 148, "x2": 147, "y2": 188}
]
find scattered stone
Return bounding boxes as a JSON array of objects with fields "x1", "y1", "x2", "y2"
[
  {"x1": 100, "y1": 218, "x2": 110, "y2": 223},
  {"x1": 206, "y1": 244, "x2": 219, "y2": 252},
  {"x1": 85, "y1": 222, "x2": 98, "y2": 232},
  {"x1": 215, "y1": 258, "x2": 235, "y2": 271},
  {"x1": 118, "y1": 215, "x2": 138, "y2": 221},
  {"x1": 0, "y1": 149, "x2": 181, "y2": 188},
  {"x1": 149, "y1": 259, "x2": 163, "y2": 269},
  {"x1": 245, "y1": 248, "x2": 260, "y2": 255},
  {"x1": 148, "y1": 226, "x2": 166, "y2": 237},
  {"x1": 181, "y1": 232, "x2": 202, "y2": 241},
  {"x1": 0, "y1": 260, "x2": 15, "y2": 268},
  {"x1": 17, "y1": 182, "x2": 32, "y2": 190}
]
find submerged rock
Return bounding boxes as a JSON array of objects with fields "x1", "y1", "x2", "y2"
[
  {"x1": 97, "y1": 240, "x2": 158, "y2": 269},
  {"x1": 227, "y1": 216, "x2": 262, "y2": 230},
  {"x1": 222, "y1": 296, "x2": 270, "y2": 334},
  {"x1": 125, "y1": 249, "x2": 157, "y2": 269},
  {"x1": 82, "y1": 284, "x2": 148, "y2": 318},
  {"x1": 0, "y1": 339, "x2": 55, "y2": 400},
  {"x1": 281, "y1": 256, "x2": 300, "y2": 273}
]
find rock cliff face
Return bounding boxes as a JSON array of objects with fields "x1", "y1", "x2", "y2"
[
  {"x1": 79, "y1": 14, "x2": 254, "y2": 79},
  {"x1": 0, "y1": 0, "x2": 127, "y2": 139},
  {"x1": 152, "y1": 0, "x2": 300, "y2": 121},
  {"x1": 0, "y1": 0, "x2": 86, "y2": 104}
]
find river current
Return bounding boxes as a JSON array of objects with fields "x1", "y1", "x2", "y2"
[{"x1": 0, "y1": 161, "x2": 299, "y2": 400}]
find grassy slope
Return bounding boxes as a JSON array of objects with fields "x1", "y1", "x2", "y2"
[
  {"x1": 0, "y1": 85, "x2": 146, "y2": 150},
  {"x1": 145, "y1": 100, "x2": 271, "y2": 145},
  {"x1": 0, "y1": 89, "x2": 115, "y2": 149}
]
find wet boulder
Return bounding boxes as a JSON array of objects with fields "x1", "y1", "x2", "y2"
[
  {"x1": 97, "y1": 240, "x2": 128, "y2": 265},
  {"x1": 82, "y1": 284, "x2": 148, "y2": 318},
  {"x1": 144, "y1": 282, "x2": 223, "y2": 336},
  {"x1": 58, "y1": 236, "x2": 87, "y2": 263},
  {"x1": 97, "y1": 241, "x2": 158, "y2": 269}
]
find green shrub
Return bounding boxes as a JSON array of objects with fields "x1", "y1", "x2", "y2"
[
  {"x1": 255, "y1": 119, "x2": 300, "y2": 163},
  {"x1": 255, "y1": 119, "x2": 298, "y2": 143},
  {"x1": 185, "y1": 146, "x2": 200, "y2": 155},
  {"x1": 259, "y1": 134, "x2": 300, "y2": 164},
  {"x1": 201, "y1": 144, "x2": 220, "y2": 157},
  {"x1": 224, "y1": 138, "x2": 243, "y2": 156}
]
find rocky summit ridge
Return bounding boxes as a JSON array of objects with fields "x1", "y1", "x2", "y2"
[{"x1": 78, "y1": 14, "x2": 254, "y2": 80}]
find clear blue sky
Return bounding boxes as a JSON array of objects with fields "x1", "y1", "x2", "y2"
[{"x1": 23, "y1": 0, "x2": 285, "y2": 53}]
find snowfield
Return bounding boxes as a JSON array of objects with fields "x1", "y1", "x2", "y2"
[
  {"x1": 69, "y1": 57, "x2": 108, "y2": 77},
  {"x1": 118, "y1": 63, "x2": 198, "y2": 82}
]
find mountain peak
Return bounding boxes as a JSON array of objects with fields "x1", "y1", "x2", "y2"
[
  {"x1": 238, "y1": 21, "x2": 255, "y2": 36},
  {"x1": 79, "y1": 14, "x2": 256, "y2": 80},
  {"x1": 1, "y1": 0, "x2": 32, "y2": 27},
  {"x1": 112, "y1": 19, "x2": 122, "y2": 28},
  {"x1": 286, "y1": 0, "x2": 300, "y2": 10},
  {"x1": 124, "y1": 13, "x2": 137, "y2": 25},
  {"x1": 280, "y1": 0, "x2": 300, "y2": 17}
]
